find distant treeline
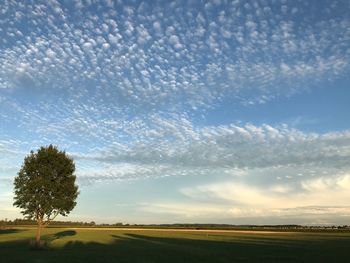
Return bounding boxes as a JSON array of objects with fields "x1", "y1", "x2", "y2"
[
  {"x1": 0, "y1": 218, "x2": 98, "y2": 227},
  {"x1": 1, "y1": 219, "x2": 350, "y2": 231}
]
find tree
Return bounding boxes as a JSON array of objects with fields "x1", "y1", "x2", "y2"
[{"x1": 13, "y1": 145, "x2": 79, "y2": 247}]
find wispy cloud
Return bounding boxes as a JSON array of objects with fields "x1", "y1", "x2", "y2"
[{"x1": 75, "y1": 116, "x2": 350, "y2": 172}]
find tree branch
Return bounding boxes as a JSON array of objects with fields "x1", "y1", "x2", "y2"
[{"x1": 44, "y1": 210, "x2": 59, "y2": 226}]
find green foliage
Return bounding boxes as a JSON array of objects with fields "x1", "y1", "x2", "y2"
[{"x1": 13, "y1": 145, "x2": 79, "y2": 223}]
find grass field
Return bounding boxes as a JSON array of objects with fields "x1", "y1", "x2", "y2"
[{"x1": 1, "y1": 227, "x2": 350, "y2": 262}]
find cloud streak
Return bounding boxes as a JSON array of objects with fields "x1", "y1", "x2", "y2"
[{"x1": 77, "y1": 116, "x2": 350, "y2": 171}]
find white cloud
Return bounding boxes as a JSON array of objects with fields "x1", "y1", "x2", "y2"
[
  {"x1": 0, "y1": 0, "x2": 348, "y2": 110},
  {"x1": 169, "y1": 35, "x2": 182, "y2": 49},
  {"x1": 0, "y1": 0, "x2": 350, "y2": 223},
  {"x1": 153, "y1": 21, "x2": 162, "y2": 35},
  {"x1": 139, "y1": 173, "x2": 350, "y2": 224},
  {"x1": 140, "y1": 200, "x2": 350, "y2": 225}
]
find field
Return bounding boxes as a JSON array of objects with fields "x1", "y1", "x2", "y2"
[{"x1": 1, "y1": 227, "x2": 350, "y2": 262}]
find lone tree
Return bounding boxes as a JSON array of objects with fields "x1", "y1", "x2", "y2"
[{"x1": 13, "y1": 145, "x2": 79, "y2": 247}]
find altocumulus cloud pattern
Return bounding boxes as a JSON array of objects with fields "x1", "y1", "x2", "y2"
[{"x1": 0, "y1": 0, "x2": 350, "y2": 224}]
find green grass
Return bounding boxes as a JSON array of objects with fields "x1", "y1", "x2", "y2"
[{"x1": 1, "y1": 227, "x2": 350, "y2": 262}]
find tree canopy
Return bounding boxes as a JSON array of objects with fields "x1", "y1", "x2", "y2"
[{"x1": 13, "y1": 145, "x2": 79, "y2": 246}]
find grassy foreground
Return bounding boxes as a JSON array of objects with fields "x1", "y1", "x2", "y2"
[{"x1": 1, "y1": 227, "x2": 349, "y2": 262}]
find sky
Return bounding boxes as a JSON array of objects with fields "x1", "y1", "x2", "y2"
[{"x1": 0, "y1": 0, "x2": 350, "y2": 225}]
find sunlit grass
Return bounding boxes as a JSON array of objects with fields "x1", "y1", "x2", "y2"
[{"x1": 1, "y1": 227, "x2": 349, "y2": 262}]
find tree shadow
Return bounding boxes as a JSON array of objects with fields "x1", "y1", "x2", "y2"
[
  {"x1": 44, "y1": 230, "x2": 77, "y2": 243},
  {"x1": 53, "y1": 230, "x2": 77, "y2": 239},
  {"x1": 62, "y1": 233, "x2": 327, "y2": 262},
  {"x1": 0, "y1": 228, "x2": 25, "y2": 235},
  {"x1": 1, "y1": 231, "x2": 350, "y2": 262}
]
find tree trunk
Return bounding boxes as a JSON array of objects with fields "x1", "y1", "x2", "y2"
[{"x1": 35, "y1": 219, "x2": 42, "y2": 247}]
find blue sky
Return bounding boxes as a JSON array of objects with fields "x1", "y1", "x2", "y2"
[{"x1": 0, "y1": 0, "x2": 350, "y2": 225}]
